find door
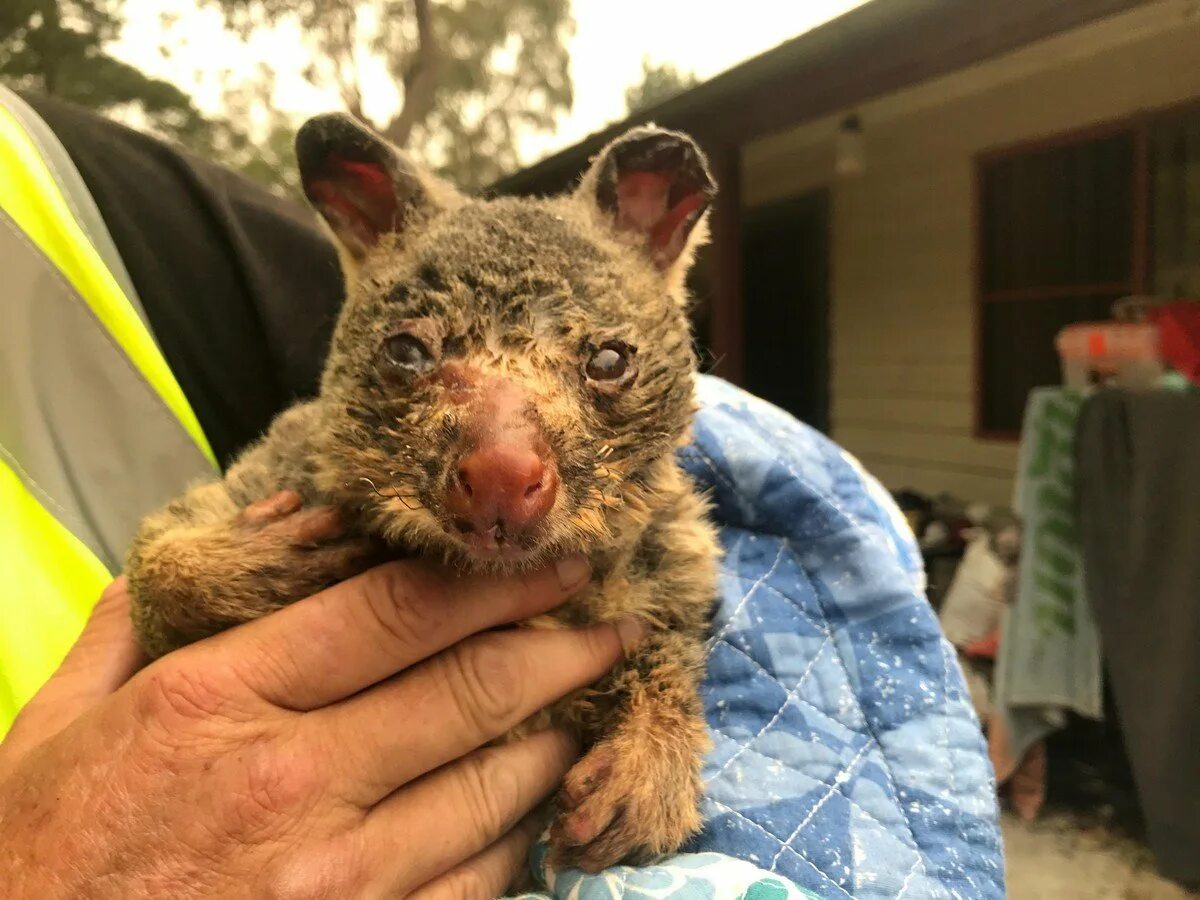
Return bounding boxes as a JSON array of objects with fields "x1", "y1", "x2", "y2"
[{"x1": 742, "y1": 189, "x2": 831, "y2": 432}]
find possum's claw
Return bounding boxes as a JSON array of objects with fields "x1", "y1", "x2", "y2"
[{"x1": 549, "y1": 733, "x2": 702, "y2": 872}]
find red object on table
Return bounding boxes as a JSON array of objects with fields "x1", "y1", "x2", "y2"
[
  {"x1": 1151, "y1": 301, "x2": 1200, "y2": 386},
  {"x1": 963, "y1": 630, "x2": 999, "y2": 659}
]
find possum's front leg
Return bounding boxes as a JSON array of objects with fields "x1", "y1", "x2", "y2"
[
  {"x1": 550, "y1": 629, "x2": 710, "y2": 871},
  {"x1": 548, "y1": 487, "x2": 719, "y2": 872},
  {"x1": 126, "y1": 403, "x2": 377, "y2": 658}
]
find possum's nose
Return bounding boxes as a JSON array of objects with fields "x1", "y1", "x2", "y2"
[{"x1": 445, "y1": 444, "x2": 558, "y2": 540}]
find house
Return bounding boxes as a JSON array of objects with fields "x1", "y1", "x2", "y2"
[{"x1": 494, "y1": 0, "x2": 1200, "y2": 505}]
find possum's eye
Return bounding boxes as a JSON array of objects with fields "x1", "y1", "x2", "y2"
[
  {"x1": 380, "y1": 317, "x2": 442, "y2": 377},
  {"x1": 584, "y1": 340, "x2": 637, "y2": 388},
  {"x1": 383, "y1": 332, "x2": 436, "y2": 375}
]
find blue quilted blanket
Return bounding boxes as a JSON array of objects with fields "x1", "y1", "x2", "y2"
[{"x1": 519, "y1": 377, "x2": 1004, "y2": 899}]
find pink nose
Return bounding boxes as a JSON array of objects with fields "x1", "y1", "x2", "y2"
[{"x1": 445, "y1": 444, "x2": 558, "y2": 539}]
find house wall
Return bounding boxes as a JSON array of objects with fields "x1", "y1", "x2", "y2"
[{"x1": 740, "y1": 0, "x2": 1200, "y2": 505}]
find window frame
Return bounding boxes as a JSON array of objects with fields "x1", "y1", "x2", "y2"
[{"x1": 970, "y1": 99, "x2": 1200, "y2": 440}]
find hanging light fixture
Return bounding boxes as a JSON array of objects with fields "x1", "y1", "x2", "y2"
[{"x1": 835, "y1": 113, "x2": 865, "y2": 177}]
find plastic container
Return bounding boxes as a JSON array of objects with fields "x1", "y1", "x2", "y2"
[
  {"x1": 1149, "y1": 301, "x2": 1200, "y2": 387},
  {"x1": 1055, "y1": 321, "x2": 1163, "y2": 389}
]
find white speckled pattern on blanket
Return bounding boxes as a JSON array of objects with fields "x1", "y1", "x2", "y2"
[{"x1": 514, "y1": 377, "x2": 1004, "y2": 899}]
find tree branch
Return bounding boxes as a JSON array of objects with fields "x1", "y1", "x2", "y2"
[
  {"x1": 381, "y1": 0, "x2": 437, "y2": 148},
  {"x1": 332, "y1": 4, "x2": 365, "y2": 121}
]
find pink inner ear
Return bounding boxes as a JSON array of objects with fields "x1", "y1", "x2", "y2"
[
  {"x1": 310, "y1": 156, "x2": 398, "y2": 251},
  {"x1": 615, "y1": 171, "x2": 706, "y2": 267},
  {"x1": 616, "y1": 171, "x2": 672, "y2": 232}
]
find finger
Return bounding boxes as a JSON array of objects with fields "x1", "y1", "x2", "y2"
[
  {"x1": 319, "y1": 622, "x2": 622, "y2": 805},
  {"x1": 360, "y1": 728, "x2": 573, "y2": 895},
  {"x1": 216, "y1": 555, "x2": 591, "y2": 710},
  {"x1": 3, "y1": 577, "x2": 144, "y2": 755},
  {"x1": 240, "y1": 490, "x2": 303, "y2": 524},
  {"x1": 274, "y1": 506, "x2": 345, "y2": 545},
  {"x1": 407, "y1": 816, "x2": 541, "y2": 900}
]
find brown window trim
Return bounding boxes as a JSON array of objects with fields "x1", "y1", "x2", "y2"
[
  {"x1": 982, "y1": 283, "x2": 1132, "y2": 304},
  {"x1": 977, "y1": 427, "x2": 1022, "y2": 443},
  {"x1": 972, "y1": 95, "x2": 1200, "y2": 441}
]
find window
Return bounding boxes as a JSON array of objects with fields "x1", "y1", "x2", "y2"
[
  {"x1": 1152, "y1": 113, "x2": 1200, "y2": 298},
  {"x1": 975, "y1": 104, "x2": 1200, "y2": 438}
]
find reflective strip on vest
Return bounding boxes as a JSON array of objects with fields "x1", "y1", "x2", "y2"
[
  {"x1": 0, "y1": 87, "x2": 150, "y2": 326},
  {"x1": 0, "y1": 104, "x2": 215, "y2": 466},
  {"x1": 0, "y1": 97, "x2": 217, "y2": 736}
]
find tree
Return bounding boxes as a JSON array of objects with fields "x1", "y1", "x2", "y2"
[
  {"x1": 210, "y1": 0, "x2": 574, "y2": 190},
  {"x1": 624, "y1": 57, "x2": 699, "y2": 115},
  {"x1": 201, "y1": 67, "x2": 306, "y2": 197},
  {"x1": 0, "y1": 0, "x2": 209, "y2": 144},
  {"x1": 0, "y1": 1, "x2": 303, "y2": 195}
]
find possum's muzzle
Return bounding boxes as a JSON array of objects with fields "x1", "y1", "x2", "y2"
[{"x1": 438, "y1": 372, "x2": 560, "y2": 560}]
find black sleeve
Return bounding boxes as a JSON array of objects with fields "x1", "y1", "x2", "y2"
[{"x1": 22, "y1": 93, "x2": 345, "y2": 468}]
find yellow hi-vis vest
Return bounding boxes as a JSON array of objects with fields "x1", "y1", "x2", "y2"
[{"x1": 0, "y1": 89, "x2": 217, "y2": 737}]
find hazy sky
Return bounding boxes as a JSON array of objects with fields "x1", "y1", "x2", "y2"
[{"x1": 111, "y1": 0, "x2": 868, "y2": 166}]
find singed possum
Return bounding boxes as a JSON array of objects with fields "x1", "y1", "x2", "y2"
[{"x1": 125, "y1": 113, "x2": 721, "y2": 872}]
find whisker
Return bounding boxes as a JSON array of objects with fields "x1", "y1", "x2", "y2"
[
  {"x1": 358, "y1": 477, "x2": 387, "y2": 498},
  {"x1": 359, "y1": 476, "x2": 425, "y2": 511},
  {"x1": 391, "y1": 486, "x2": 424, "y2": 511}
]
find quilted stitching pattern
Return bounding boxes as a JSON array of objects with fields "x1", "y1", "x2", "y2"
[{"x1": 678, "y1": 378, "x2": 1004, "y2": 899}]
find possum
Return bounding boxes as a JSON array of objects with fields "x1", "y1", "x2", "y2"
[{"x1": 124, "y1": 112, "x2": 721, "y2": 873}]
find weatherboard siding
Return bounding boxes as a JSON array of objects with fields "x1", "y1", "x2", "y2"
[{"x1": 741, "y1": 1, "x2": 1200, "y2": 505}]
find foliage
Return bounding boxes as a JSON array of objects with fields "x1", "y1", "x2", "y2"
[
  {"x1": 0, "y1": 0, "x2": 301, "y2": 194},
  {"x1": 210, "y1": 0, "x2": 575, "y2": 190},
  {"x1": 0, "y1": 0, "x2": 209, "y2": 140},
  {"x1": 624, "y1": 56, "x2": 699, "y2": 115},
  {"x1": 202, "y1": 68, "x2": 304, "y2": 197},
  {"x1": 1, "y1": 0, "x2": 575, "y2": 194}
]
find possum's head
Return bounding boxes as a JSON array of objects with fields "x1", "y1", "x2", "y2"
[{"x1": 296, "y1": 113, "x2": 715, "y2": 568}]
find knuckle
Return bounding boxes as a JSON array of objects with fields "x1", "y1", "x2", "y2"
[
  {"x1": 127, "y1": 660, "x2": 268, "y2": 768},
  {"x1": 134, "y1": 661, "x2": 237, "y2": 730},
  {"x1": 240, "y1": 642, "x2": 308, "y2": 702},
  {"x1": 456, "y1": 749, "x2": 522, "y2": 842},
  {"x1": 359, "y1": 562, "x2": 445, "y2": 653},
  {"x1": 263, "y1": 843, "x2": 364, "y2": 900},
  {"x1": 223, "y1": 738, "x2": 322, "y2": 841},
  {"x1": 447, "y1": 635, "x2": 525, "y2": 733}
]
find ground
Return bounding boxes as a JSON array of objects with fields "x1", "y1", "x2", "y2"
[{"x1": 1003, "y1": 812, "x2": 1198, "y2": 899}]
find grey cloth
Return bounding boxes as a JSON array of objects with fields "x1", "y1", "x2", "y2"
[{"x1": 1076, "y1": 389, "x2": 1200, "y2": 887}]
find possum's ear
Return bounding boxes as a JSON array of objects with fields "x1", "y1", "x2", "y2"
[
  {"x1": 579, "y1": 125, "x2": 717, "y2": 273},
  {"x1": 296, "y1": 113, "x2": 454, "y2": 263}
]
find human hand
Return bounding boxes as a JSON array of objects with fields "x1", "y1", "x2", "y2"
[{"x1": 0, "y1": 554, "x2": 633, "y2": 898}]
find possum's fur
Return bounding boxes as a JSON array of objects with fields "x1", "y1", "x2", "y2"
[{"x1": 125, "y1": 114, "x2": 721, "y2": 872}]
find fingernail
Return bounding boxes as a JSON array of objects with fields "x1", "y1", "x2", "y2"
[
  {"x1": 615, "y1": 616, "x2": 646, "y2": 655},
  {"x1": 266, "y1": 490, "x2": 303, "y2": 515},
  {"x1": 555, "y1": 555, "x2": 591, "y2": 591},
  {"x1": 244, "y1": 490, "x2": 302, "y2": 523},
  {"x1": 294, "y1": 507, "x2": 345, "y2": 544}
]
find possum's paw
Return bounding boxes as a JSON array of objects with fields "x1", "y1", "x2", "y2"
[
  {"x1": 548, "y1": 731, "x2": 704, "y2": 872},
  {"x1": 128, "y1": 490, "x2": 378, "y2": 657}
]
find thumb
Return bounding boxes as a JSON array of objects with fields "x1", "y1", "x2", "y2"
[{"x1": 2, "y1": 577, "x2": 144, "y2": 758}]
